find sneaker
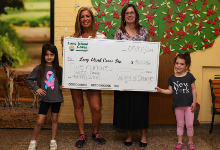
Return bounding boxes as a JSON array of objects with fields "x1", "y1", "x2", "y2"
[
  {"x1": 28, "y1": 140, "x2": 37, "y2": 150},
  {"x1": 92, "y1": 132, "x2": 106, "y2": 145},
  {"x1": 75, "y1": 134, "x2": 87, "y2": 148},
  {"x1": 174, "y1": 142, "x2": 182, "y2": 150},
  {"x1": 188, "y1": 143, "x2": 196, "y2": 150},
  {"x1": 50, "y1": 140, "x2": 57, "y2": 150}
]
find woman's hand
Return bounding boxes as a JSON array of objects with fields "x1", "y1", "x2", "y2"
[
  {"x1": 36, "y1": 88, "x2": 46, "y2": 96},
  {"x1": 60, "y1": 85, "x2": 69, "y2": 91},
  {"x1": 61, "y1": 35, "x2": 66, "y2": 45},
  {"x1": 191, "y1": 102, "x2": 197, "y2": 112}
]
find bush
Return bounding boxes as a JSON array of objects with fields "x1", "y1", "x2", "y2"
[{"x1": 0, "y1": 21, "x2": 29, "y2": 67}]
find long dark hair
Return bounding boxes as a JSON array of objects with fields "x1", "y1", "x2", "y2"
[
  {"x1": 174, "y1": 52, "x2": 191, "y2": 72},
  {"x1": 120, "y1": 4, "x2": 142, "y2": 33},
  {"x1": 39, "y1": 44, "x2": 62, "y2": 84}
]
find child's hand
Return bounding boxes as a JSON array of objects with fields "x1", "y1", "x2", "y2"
[
  {"x1": 191, "y1": 102, "x2": 196, "y2": 112},
  {"x1": 36, "y1": 88, "x2": 46, "y2": 96},
  {"x1": 60, "y1": 85, "x2": 69, "y2": 91},
  {"x1": 155, "y1": 87, "x2": 162, "y2": 92}
]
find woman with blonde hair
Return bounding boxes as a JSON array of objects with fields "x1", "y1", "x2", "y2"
[{"x1": 61, "y1": 7, "x2": 106, "y2": 148}]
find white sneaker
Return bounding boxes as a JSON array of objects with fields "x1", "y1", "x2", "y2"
[
  {"x1": 28, "y1": 140, "x2": 37, "y2": 150},
  {"x1": 50, "y1": 140, "x2": 57, "y2": 150}
]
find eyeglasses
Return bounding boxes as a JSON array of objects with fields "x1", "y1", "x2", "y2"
[{"x1": 125, "y1": 11, "x2": 135, "y2": 16}]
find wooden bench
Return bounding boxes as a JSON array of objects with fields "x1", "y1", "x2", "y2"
[{"x1": 209, "y1": 79, "x2": 220, "y2": 133}]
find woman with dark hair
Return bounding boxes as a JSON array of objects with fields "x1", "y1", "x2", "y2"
[
  {"x1": 113, "y1": 4, "x2": 149, "y2": 147},
  {"x1": 61, "y1": 7, "x2": 106, "y2": 148}
]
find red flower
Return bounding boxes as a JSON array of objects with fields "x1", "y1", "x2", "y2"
[
  {"x1": 146, "y1": 15, "x2": 149, "y2": 18},
  {"x1": 150, "y1": 1, "x2": 154, "y2": 4},
  {"x1": 152, "y1": 31, "x2": 155, "y2": 36},
  {"x1": 188, "y1": 1, "x2": 191, "y2": 5},
  {"x1": 179, "y1": 35, "x2": 183, "y2": 39},
  {"x1": 182, "y1": 15, "x2": 186, "y2": 18},
  {"x1": 104, "y1": 22, "x2": 108, "y2": 26},
  {"x1": 96, "y1": 25, "x2": 99, "y2": 29},
  {"x1": 151, "y1": 5, "x2": 155, "y2": 9},
  {"x1": 209, "y1": 43, "x2": 213, "y2": 47},
  {"x1": 96, "y1": 21, "x2": 99, "y2": 25},
  {"x1": 142, "y1": 3, "x2": 146, "y2": 7},
  {"x1": 208, "y1": 9, "x2": 211, "y2": 12},
  {"x1": 211, "y1": 10, "x2": 215, "y2": 14},
  {"x1": 149, "y1": 29, "x2": 152, "y2": 34},
  {"x1": 183, "y1": 47, "x2": 186, "y2": 50},
  {"x1": 215, "y1": 28, "x2": 219, "y2": 31},
  {"x1": 151, "y1": 26, "x2": 155, "y2": 30},
  {"x1": 113, "y1": 14, "x2": 116, "y2": 18},
  {"x1": 182, "y1": 32, "x2": 186, "y2": 36},
  {"x1": 121, "y1": 1, "x2": 125, "y2": 5},
  {"x1": 163, "y1": 16, "x2": 167, "y2": 20},
  {"x1": 105, "y1": 3, "x2": 110, "y2": 7},
  {"x1": 178, "y1": 31, "x2": 182, "y2": 35},
  {"x1": 168, "y1": 50, "x2": 171, "y2": 54},
  {"x1": 115, "y1": 11, "x2": 118, "y2": 15},
  {"x1": 126, "y1": 0, "x2": 129, "y2": 3},
  {"x1": 205, "y1": 43, "x2": 208, "y2": 47},
  {"x1": 138, "y1": 5, "x2": 142, "y2": 9},
  {"x1": 170, "y1": 29, "x2": 174, "y2": 33},
  {"x1": 148, "y1": 18, "x2": 152, "y2": 21},
  {"x1": 215, "y1": 17, "x2": 219, "y2": 21},
  {"x1": 108, "y1": 24, "x2": 112, "y2": 28},
  {"x1": 178, "y1": 13, "x2": 182, "y2": 17},
  {"x1": 178, "y1": 0, "x2": 182, "y2": 2},
  {"x1": 103, "y1": 32, "x2": 106, "y2": 36},
  {"x1": 215, "y1": 32, "x2": 219, "y2": 36},
  {"x1": 165, "y1": 46, "x2": 169, "y2": 50},
  {"x1": 167, "y1": 14, "x2": 171, "y2": 18},
  {"x1": 96, "y1": 8, "x2": 100, "y2": 11},
  {"x1": 199, "y1": 27, "x2": 202, "y2": 31},
  {"x1": 207, "y1": 12, "x2": 211, "y2": 16},
  {"x1": 203, "y1": 1, "x2": 207, "y2": 5},
  {"x1": 185, "y1": 44, "x2": 190, "y2": 47},
  {"x1": 219, "y1": 28, "x2": 220, "y2": 32},
  {"x1": 191, "y1": 0, "x2": 195, "y2": 2},
  {"x1": 163, "y1": 50, "x2": 167, "y2": 54},
  {"x1": 168, "y1": 18, "x2": 172, "y2": 23},
  {"x1": 166, "y1": 29, "x2": 170, "y2": 33},
  {"x1": 208, "y1": 19, "x2": 211, "y2": 24},
  {"x1": 108, "y1": 0, "x2": 111, "y2": 3},
  {"x1": 196, "y1": 11, "x2": 200, "y2": 14},
  {"x1": 150, "y1": 15, "x2": 154, "y2": 19},
  {"x1": 174, "y1": 0, "x2": 178, "y2": 3},
  {"x1": 199, "y1": 23, "x2": 203, "y2": 26},
  {"x1": 192, "y1": 9, "x2": 196, "y2": 13},
  {"x1": 139, "y1": 1, "x2": 142, "y2": 4},
  {"x1": 101, "y1": 12, "x2": 105, "y2": 16},
  {"x1": 98, "y1": 14, "x2": 101, "y2": 17},
  {"x1": 189, "y1": 45, "x2": 193, "y2": 49},
  {"x1": 107, "y1": 21, "x2": 111, "y2": 25},
  {"x1": 203, "y1": 38, "x2": 207, "y2": 42},
  {"x1": 167, "y1": 34, "x2": 171, "y2": 38},
  {"x1": 179, "y1": 18, "x2": 183, "y2": 22},
  {"x1": 116, "y1": 15, "x2": 119, "y2": 19},
  {"x1": 212, "y1": 22, "x2": 216, "y2": 25}
]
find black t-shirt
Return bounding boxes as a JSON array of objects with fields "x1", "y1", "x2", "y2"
[{"x1": 168, "y1": 72, "x2": 196, "y2": 109}]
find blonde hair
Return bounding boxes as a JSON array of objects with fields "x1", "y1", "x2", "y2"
[{"x1": 71, "y1": 7, "x2": 97, "y2": 38}]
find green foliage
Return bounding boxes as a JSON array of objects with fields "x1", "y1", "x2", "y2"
[
  {"x1": 91, "y1": 0, "x2": 220, "y2": 55},
  {"x1": 0, "y1": 0, "x2": 24, "y2": 15},
  {"x1": 0, "y1": 21, "x2": 29, "y2": 67}
]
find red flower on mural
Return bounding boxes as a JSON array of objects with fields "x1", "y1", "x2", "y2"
[
  {"x1": 178, "y1": 13, "x2": 182, "y2": 17},
  {"x1": 98, "y1": 14, "x2": 101, "y2": 17},
  {"x1": 138, "y1": 5, "x2": 142, "y2": 9},
  {"x1": 182, "y1": 47, "x2": 186, "y2": 50},
  {"x1": 167, "y1": 34, "x2": 171, "y2": 38},
  {"x1": 96, "y1": 21, "x2": 99, "y2": 25},
  {"x1": 96, "y1": 8, "x2": 100, "y2": 11},
  {"x1": 189, "y1": 45, "x2": 193, "y2": 49},
  {"x1": 203, "y1": 38, "x2": 207, "y2": 43},
  {"x1": 163, "y1": 16, "x2": 166, "y2": 20},
  {"x1": 168, "y1": 18, "x2": 172, "y2": 23},
  {"x1": 199, "y1": 27, "x2": 202, "y2": 31},
  {"x1": 215, "y1": 17, "x2": 219, "y2": 21},
  {"x1": 121, "y1": 1, "x2": 125, "y2": 5},
  {"x1": 209, "y1": 43, "x2": 213, "y2": 47},
  {"x1": 151, "y1": 5, "x2": 155, "y2": 9},
  {"x1": 208, "y1": 19, "x2": 211, "y2": 24},
  {"x1": 168, "y1": 50, "x2": 171, "y2": 54},
  {"x1": 150, "y1": 1, "x2": 154, "y2": 4},
  {"x1": 215, "y1": 32, "x2": 219, "y2": 36},
  {"x1": 205, "y1": 43, "x2": 209, "y2": 47},
  {"x1": 105, "y1": 3, "x2": 110, "y2": 7},
  {"x1": 101, "y1": 12, "x2": 105, "y2": 16},
  {"x1": 185, "y1": 44, "x2": 190, "y2": 47},
  {"x1": 142, "y1": 3, "x2": 145, "y2": 7},
  {"x1": 165, "y1": 46, "x2": 169, "y2": 50},
  {"x1": 203, "y1": 1, "x2": 207, "y2": 5},
  {"x1": 108, "y1": 24, "x2": 112, "y2": 28},
  {"x1": 212, "y1": 22, "x2": 216, "y2": 25},
  {"x1": 179, "y1": 35, "x2": 183, "y2": 39},
  {"x1": 182, "y1": 32, "x2": 186, "y2": 36},
  {"x1": 163, "y1": 50, "x2": 167, "y2": 54},
  {"x1": 187, "y1": 1, "x2": 191, "y2": 5},
  {"x1": 178, "y1": 31, "x2": 182, "y2": 35},
  {"x1": 179, "y1": 17, "x2": 184, "y2": 22},
  {"x1": 103, "y1": 32, "x2": 106, "y2": 36},
  {"x1": 108, "y1": 0, "x2": 111, "y2": 3},
  {"x1": 104, "y1": 22, "x2": 108, "y2": 26},
  {"x1": 192, "y1": 9, "x2": 196, "y2": 13}
]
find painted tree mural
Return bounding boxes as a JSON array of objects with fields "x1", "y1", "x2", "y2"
[{"x1": 91, "y1": 0, "x2": 220, "y2": 55}]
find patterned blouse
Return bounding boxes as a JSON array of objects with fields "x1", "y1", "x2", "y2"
[{"x1": 114, "y1": 27, "x2": 149, "y2": 41}]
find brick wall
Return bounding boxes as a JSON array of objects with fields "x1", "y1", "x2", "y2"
[{"x1": 54, "y1": 0, "x2": 114, "y2": 123}]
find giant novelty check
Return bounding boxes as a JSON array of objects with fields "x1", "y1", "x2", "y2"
[{"x1": 62, "y1": 38, "x2": 160, "y2": 91}]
